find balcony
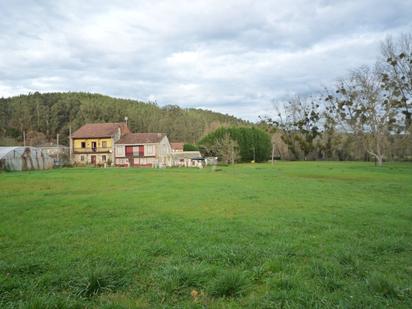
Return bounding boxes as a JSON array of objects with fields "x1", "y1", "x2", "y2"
[
  {"x1": 126, "y1": 153, "x2": 144, "y2": 158},
  {"x1": 73, "y1": 147, "x2": 112, "y2": 153}
]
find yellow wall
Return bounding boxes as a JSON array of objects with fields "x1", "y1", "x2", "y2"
[{"x1": 73, "y1": 138, "x2": 113, "y2": 148}]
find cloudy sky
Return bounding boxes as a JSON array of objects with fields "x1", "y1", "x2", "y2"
[{"x1": 0, "y1": 0, "x2": 411, "y2": 121}]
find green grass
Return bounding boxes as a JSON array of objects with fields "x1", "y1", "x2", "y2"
[{"x1": 0, "y1": 162, "x2": 411, "y2": 308}]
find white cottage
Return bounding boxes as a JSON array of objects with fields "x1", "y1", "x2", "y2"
[{"x1": 114, "y1": 133, "x2": 172, "y2": 167}]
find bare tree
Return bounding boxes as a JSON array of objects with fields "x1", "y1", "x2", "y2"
[
  {"x1": 262, "y1": 96, "x2": 321, "y2": 160},
  {"x1": 380, "y1": 34, "x2": 412, "y2": 130},
  {"x1": 325, "y1": 67, "x2": 396, "y2": 165}
]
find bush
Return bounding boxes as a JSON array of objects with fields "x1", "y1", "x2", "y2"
[
  {"x1": 183, "y1": 143, "x2": 199, "y2": 151},
  {"x1": 199, "y1": 127, "x2": 271, "y2": 162}
]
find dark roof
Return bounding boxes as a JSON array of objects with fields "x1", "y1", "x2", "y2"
[
  {"x1": 72, "y1": 123, "x2": 130, "y2": 138},
  {"x1": 116, "y1": 133, "x2": 166, "y2": 144},
  {"x1": 171, "y1": 142, "x2": 184, "y2": 151},
  {"x1": 172, "y1": 151, "x2": 202, "y2": 159}
]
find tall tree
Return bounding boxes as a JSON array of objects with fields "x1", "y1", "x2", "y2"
[
  {"x1": 325, "y1": 67, "x2": 396, "y2": 165},
  {"x1": 260, "y1": 96, "x2": 321, "y2": 160},
  {"x1": 380, "y1": 34, "x2": 412, "y2": 130}
]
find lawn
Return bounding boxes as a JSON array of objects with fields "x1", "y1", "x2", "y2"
[{"x1": 0, "y1": 162, "x2": 411, "y2": 308}]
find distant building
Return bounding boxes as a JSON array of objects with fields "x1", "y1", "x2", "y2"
[
  {"x1": 70, "y1": 122, "x2": 130, "y2": 165},
  {"x1": 170, "y1": 142, "x2": 184, "y2": 152},
  {"x1": 114, "y1": 133, "x2": 172, "y2": 167},
  {"x1": 172, "y1": 151, "x2": 204, "y2": 167},
  {"x1": 0, "y1": 147, "x2": 54, "y2": 171}
]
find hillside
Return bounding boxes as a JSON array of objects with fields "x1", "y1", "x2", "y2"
[{"x1": 0, "y1": 92, "x2": 248, "y2": 145}]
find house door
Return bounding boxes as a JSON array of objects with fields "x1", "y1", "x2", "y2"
[
  {"x1": 91, "y1": 155, "x2": 96, "y2": 165},
  {"x1": 125, "y1": 146, "x2": 134, "y2": 167}
]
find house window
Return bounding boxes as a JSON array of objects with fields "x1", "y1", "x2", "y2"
[
  {"x1": 116, "y1": 145, "x2": 125, "y2": 157},
  {"x1": 102, "y1": 141, "x2": 107, "y2": 148},
  {"x1": 80, "y1": 155, "x2": 85, "y2": 161},
  {"x1": 81, "y1": 142, "x2": 86, "y2": 148},
  {"x1": 145, "y1": 145, "x2": 155, "y2": 156},
  {"x1": 102, "y1": 155, "x2": 106, "y2": 162}
]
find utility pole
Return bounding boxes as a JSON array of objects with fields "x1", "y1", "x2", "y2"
[
  {"x1": 69, "y1": 125, "x2": 72, "y2": 163},
  {"x1": 23, "y1": 131, "x2": 26, "y2": 147},
  {"x1": 56, "y1": 133, "x2": 60, "y2": 164},
  {"x1": 271, "y1": 143, "x2": 275, "y2": 165}
]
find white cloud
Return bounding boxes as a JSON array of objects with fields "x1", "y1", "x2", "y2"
[{"x1": 0, "y1": 0, "x2": 411, "y2": 120}]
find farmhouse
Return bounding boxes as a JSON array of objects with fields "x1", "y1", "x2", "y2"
[
  {"x1": 70, "y1": 122, "x2": 130, "y2": 165},
  {"x1": 115, "y1": 133, "x2": 173, "y2": 167}
]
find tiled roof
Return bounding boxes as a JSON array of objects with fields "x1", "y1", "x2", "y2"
[
  {"x1": 170, "y1": 142, "x2": 184, "y2": 151},
  {"x1": 71, "y1": 123, "x2": 130, "y2": 138},
  {"x1": 116, "y1": 133, "x2": 166, "y2": 144}
]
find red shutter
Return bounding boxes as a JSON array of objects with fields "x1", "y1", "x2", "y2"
[
  {"x1": 125, "y1": 146, "x2": 133, "y2": 155},
  {"x1": 139, "y1": 145, "x2": 144, "y2": 157}
]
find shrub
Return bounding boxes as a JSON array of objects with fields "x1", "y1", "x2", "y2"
[
  {"x1": 183, "y1": 144, "x2": 199, "y2": 151},
  {"x1": 199, "y1": 127, "x2": 271, "y2": 162}
]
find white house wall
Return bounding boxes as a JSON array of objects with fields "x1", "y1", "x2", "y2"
[
  {"x1": 116, "y1": 145, "x2": 125, "y2": 157},
  {"x1": 114, "y1": 136, "x2": 173, "y2": 167}
]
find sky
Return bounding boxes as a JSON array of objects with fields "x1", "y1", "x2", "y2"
[{"x1": 0, "y1": 0, "x2": 411, "y2": 121}]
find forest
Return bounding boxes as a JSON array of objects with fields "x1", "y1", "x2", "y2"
[{"x1": 0, "y1": 92, "x2": 247, "y2": 146}]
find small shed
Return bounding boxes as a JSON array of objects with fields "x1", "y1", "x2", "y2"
[
  {"x1": 0, "y1": 147, "x2": 54, "y2": 171},
  {"x1": 172, "y1": 151, "x2": 204, "y2": 167}
]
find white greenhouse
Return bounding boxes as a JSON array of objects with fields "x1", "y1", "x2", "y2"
[{"x1": 0, "y1": 147, "x2": 54, "y2": 171}]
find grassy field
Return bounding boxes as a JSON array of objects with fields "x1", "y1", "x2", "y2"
[{"x1": 0, "y1": 162, "x2": 411, "y2": 308}]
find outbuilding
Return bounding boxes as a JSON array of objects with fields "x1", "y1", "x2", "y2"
[
  {"x1": 0, "y1": 147, "x2": 54, "y2": 171},
  {"x1": 172, "y1": 151, "x2": 204, "y2": 167}
]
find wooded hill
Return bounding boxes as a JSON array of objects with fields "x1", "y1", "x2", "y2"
[{"x1": 0, "y1": 92, "x2": 248, "y2": 146}]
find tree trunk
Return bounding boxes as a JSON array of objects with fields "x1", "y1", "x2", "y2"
[
  {"x1": 271, "y1": 143, "x2": 275, "y2": 165},
  {"x1": 376, "y1": 155, "x2": 383, "y2": 166},
  {"x1": 367, "y1": 150, "x2": 384, "y2": 166}
]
